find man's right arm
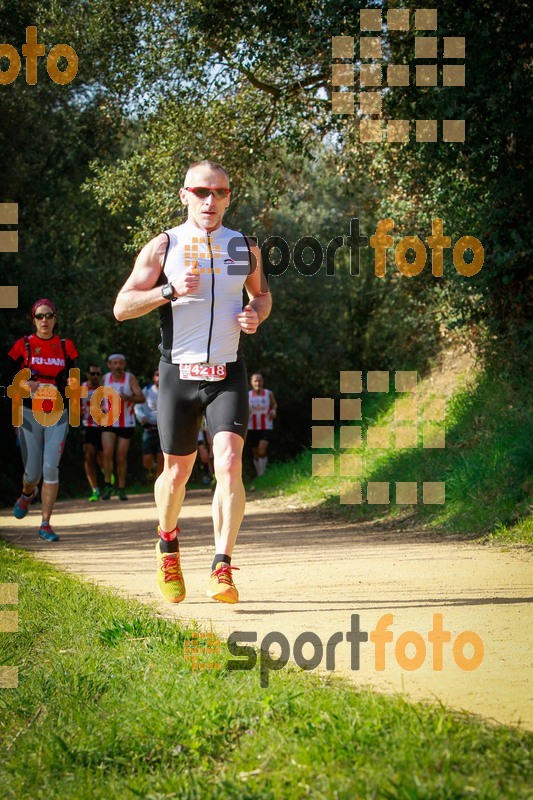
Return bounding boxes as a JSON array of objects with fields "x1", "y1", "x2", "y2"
[
  {"x1": 114, "y1": 234, "x2": 170, "y2": 321},
  {"x1": 114, "y1": 234, "x2": 201, "y2": 321}
]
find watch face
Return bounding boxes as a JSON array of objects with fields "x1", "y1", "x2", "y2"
[{"x1": 162, "y1": 284, "x2": 173, "y2": 299}]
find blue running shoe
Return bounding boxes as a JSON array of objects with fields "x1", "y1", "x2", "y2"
[
  {"x1": 13, "y1": 488, "x2": 38, "y2": 519},
  {"x1": 39, "y1": 522, "x2": 59, "y2": 542}
]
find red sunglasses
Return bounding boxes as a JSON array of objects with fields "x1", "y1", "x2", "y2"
[{"x1": 185, "y1": 187, "x2": 230, "y2": 199}]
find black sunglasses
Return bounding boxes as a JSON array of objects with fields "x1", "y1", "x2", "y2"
[
  {"x1": 89, "y1": 371, "x2": 102, "y2": 376},
  {"x1": 34, "y1": 312, "x2": 55, "y2": 320}
]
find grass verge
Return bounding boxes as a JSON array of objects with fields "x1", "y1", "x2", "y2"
[
  {"x1": 254, "y1": 366, "x2": 532, "y2": 543},
  {"x1": 0, "y1": 540, "x2": 531, "y2": 799}
]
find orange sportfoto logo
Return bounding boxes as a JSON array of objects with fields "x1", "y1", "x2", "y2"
[{"x1": 0, "y1": 27, "x2": 78, "y2": 86}]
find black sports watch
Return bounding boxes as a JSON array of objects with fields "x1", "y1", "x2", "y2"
[{"x1": 161, "y1": 283, "x2": 177, "y2": 301}]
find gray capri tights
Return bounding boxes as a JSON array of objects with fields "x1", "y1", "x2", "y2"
[{"x1": 19, "y1": 406, "x2": 69, "y2": 484}]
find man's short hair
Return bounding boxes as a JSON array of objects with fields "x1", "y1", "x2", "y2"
[{"x1": 184, "y1": 160, "x2": 230, "y2": 185}]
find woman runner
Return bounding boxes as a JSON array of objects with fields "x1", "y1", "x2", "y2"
[{"x1": 7, "y1": 298, "x2": 78, "y2": 541}]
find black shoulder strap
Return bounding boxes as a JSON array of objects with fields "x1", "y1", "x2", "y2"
[
  {"x1": 158, "y1": 231, "x2": 171, "y2": 285},
  {"x1": 60, "y1": 338, "x2": 69, "y2": 365},
  {"x1": 23, "y1": 335, "x2": 32, "y2": 373}
]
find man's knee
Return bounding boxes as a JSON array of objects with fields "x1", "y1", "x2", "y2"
[
  {"x1": 214, "y1": 447, "x2": 242, "y2": 481},
  {"x1": 163, "y1": 457, "x2": 195, "y2": 487}
]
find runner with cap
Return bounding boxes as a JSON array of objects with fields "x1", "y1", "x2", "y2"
[
  {"x1": 101, "y1": 353, "x2": 144, "y2": 501},
  {"x1": 113, "y1": 159, "x2": 271, "y2": 604}
]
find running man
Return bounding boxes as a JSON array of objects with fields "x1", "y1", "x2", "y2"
[
  {"x1": 101, "y1": 353, "x2": 144, "y2": 501},
  {"x1": 113, "y1": 159, "x2": 271, "y2": 604},
  {"x1": 134, "y1": 367, "x2": 164, "y2": 481},
  {"x1": 248, "y1": 372, "x2": 277, "y2": 476},
  {"x1": 81, "y1": 363, "x2": 103, "y2": 501}
]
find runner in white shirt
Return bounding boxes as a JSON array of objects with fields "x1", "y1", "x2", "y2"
[
  {"x1": 113, "y1": 160, "x2": 271, "y2": 605},
  {"x1": 248, "y1": 372, "x2": 277, "y2": 476},
  {"x1": 100, "y1": 353, "x2": 144, "y2": 501}
]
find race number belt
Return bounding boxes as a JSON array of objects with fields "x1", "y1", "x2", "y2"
[
  {"x1": 30, "y1": 382, "x2": 57, "y2": 399},
  {"x1": 179, "y1": 363, "x2": 227, "y2": 382}
]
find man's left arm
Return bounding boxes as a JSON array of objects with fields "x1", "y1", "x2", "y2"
[{"x1": 238, "y1": 241, "x2": 272, "y2": 334}]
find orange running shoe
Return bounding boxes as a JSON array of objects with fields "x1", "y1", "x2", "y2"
[{"x1": 206, "y1": 563, "x2": 239, "y2": 604}]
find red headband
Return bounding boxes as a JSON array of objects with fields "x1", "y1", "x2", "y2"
[{"x1": 31, "y1": 298, "x2": 57, "y2": 317}]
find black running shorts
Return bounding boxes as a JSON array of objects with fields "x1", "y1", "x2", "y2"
[
  {"x1": 82, "y1": 426, "x2": 102, "y2": 449},
  {"x1": 158, "y1": 358, "x2": 249, "y2": 455},
  {"x1": 101, "y1": 426, "x2": 135, "y2": 440},
  {"x1": 247, "y1": 428, "x2": 273, "y2": 447}
]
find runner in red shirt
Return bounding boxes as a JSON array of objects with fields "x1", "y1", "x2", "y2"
[{"x1": 7, "y1": 298, "x2": 78, "y2": 541}]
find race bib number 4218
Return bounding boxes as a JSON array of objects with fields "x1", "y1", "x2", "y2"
[{"x1": 179, "y1": 363, "x2": 227, "y2": 382}]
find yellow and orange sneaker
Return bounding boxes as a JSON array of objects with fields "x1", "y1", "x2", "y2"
[
  {"x1": 206, "y1": 563, "x2": 239, "y2": 604},
  {"x1": 155, "y1": 541, "x2": 186, "y2": 603}
]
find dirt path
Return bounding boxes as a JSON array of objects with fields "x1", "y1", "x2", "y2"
[{"x1": 1, "y1": 490, "x2": 531, "y2": 729}]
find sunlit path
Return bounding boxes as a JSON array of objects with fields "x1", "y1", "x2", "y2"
[{"x1": 1, "y1": 490, "x2": 531, "y2": 729}]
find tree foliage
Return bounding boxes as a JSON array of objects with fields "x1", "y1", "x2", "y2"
[
  {"x1": 0, "y1": 0, "x2": 530, "y2": 487},
  {"x1": 84, "y1": 0, "x2": 531, "y2": 337}
]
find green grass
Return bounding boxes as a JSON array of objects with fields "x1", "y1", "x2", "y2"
[
  {"x1": 483, "y1": 515, "x2": 533, "y2": 546},
  {"x1": 254, "y1": 367, "x2": 532, "y2": 543},
  {"x1": 0, "y1": 540, "x2": 532, "y2": 799}
]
